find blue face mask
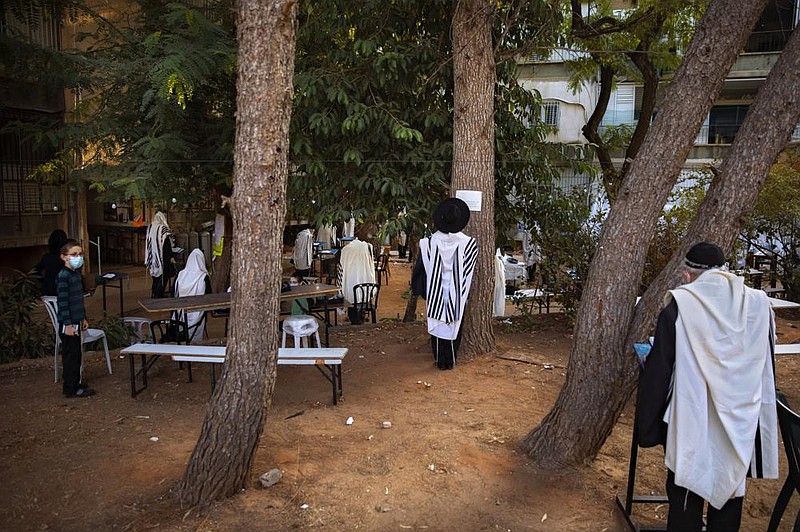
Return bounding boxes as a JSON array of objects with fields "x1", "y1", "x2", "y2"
[{"x1": 68, "y1": 256, "x2": 84, "y2": 269}]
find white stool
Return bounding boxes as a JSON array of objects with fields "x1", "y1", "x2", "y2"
[{"x1": 282, "y1": 315, "x2": 321, "y2": 348}]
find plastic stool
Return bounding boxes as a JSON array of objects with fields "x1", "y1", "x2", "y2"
[{"x1": 282, "y1": 315, "x2": 321, "y2": 348}]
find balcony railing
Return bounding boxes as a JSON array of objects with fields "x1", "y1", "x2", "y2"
[{"x1": 745, "y1": 29, "x2": 794, "y2": 53}]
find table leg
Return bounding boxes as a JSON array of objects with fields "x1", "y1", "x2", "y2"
[
  {"x1": 102, "y1": 283, "x2": 108, "y2": 318},
  {"x1": 323, "y1": 298, "x2": 330, "y2": 347},
  {"x1": 119, "y1": 281, "x2": 125, "y2": 318},
  {"x1": 129, "y1": 351, "x2": 136, "y2": 397}
]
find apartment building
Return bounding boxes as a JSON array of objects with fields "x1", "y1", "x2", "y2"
[{"x1": 517, "y1": 0, "x2": 800, "y2": 198}]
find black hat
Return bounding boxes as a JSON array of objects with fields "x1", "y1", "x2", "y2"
[
  {"x1": 432, "y1": 198, "x2": 470, "y2": 234},
  {"x1": 685, "y1": 242, "x2": 725, "y2": 269}
]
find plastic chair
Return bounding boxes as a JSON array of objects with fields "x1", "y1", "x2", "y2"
[
  {"x1": 41, "y1": 296, "x2": 112, "y2": 382},
  {"x1": 768, "y1": 392, "x2": 800, "y2": 532},
  {"x1": 282, "y1": 315, "x2": 321, "y2": 348},
  {"x1": 375, "y1": 253, "x2": 390, "y2": 286},
  {"x1": 122, "y1": 316, "x2": 153, "y2": 344},
  {"x1": 352, "y1": 283, "x2": 380, "y2": 324}
]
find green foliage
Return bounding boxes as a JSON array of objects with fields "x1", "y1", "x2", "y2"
[
  {"x1": 6, "y1": 0, "x2": 591, "y2": 250},
  {"x1": 87, "y1": 315, "x2": 135, "y2": 350},
  {"x1": 0, "y1": 271, "x2": 54, "y2": 363},
  {"x1": 524, "y1": 190, "x2": 600, "y2": 320},
  {"x1": 1, "y1": 1, "x2": 237, "y2": 204},
  {"x1": 292, "y1": 0, "x2": 577, "y2": 244},
  {"x1": 743, "y1": 148, "x2": 800, "y2": 301}
]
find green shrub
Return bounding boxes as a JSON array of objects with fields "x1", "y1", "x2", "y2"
[
  {"x1": 0, "y1": 270, "x2": 53, "y2": 363},
  {"x1": 87, "y1": 315, "x2": 136, "y2": 350}
]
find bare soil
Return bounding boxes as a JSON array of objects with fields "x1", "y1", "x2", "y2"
[{"x1": 2, "y1": 261, "x2": 800, "y2": 531}]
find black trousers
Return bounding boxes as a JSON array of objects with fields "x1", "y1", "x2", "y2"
[
  {"x1": 666, "y1": 470, "x2": 743, "y2": 531},
  {"x1": 431, "y1": 335, "x2": 460, "y2": 370},
  {"x1": 60, "y1": 330, "x2": 82, "y2": 395}
]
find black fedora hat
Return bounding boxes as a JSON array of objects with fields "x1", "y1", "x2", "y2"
[{"x1": 432, "y1": 198, "x2": 470, "y2": 234}]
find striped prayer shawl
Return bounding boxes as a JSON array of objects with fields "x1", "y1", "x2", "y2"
[
  {"x1": 145, "y1": 212, "x2": 172, "y2": 277},
  {"x1": 421, "y1": 232, "x2": 478, "y2": 324}
]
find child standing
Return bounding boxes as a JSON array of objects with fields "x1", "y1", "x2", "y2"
[{"x1": 56, "y1": 240, "x2": 96, "y2": 398}]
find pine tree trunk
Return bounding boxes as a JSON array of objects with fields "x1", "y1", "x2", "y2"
[
  {"x1": 176, "y1": 0, "x2": 297, "y2": 507},
  {"x1": 521, "y1": 0, "x2": 769, "y2": 467},
  {"x1": 629, "y1": 25, "x2": 800, "y2": 354},
  {"x1": 451, "y1": 0, "x2": 496, "y2": 357}
]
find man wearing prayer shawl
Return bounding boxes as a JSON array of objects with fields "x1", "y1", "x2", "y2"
[
  {"x1": 173, "y1": 249, "x2": 211, "y2": 343},
  {"x1": 338, "y1": 229, "x2": 375, "y2": 323},
  {"x1": 637, "y1": 242, "x2": 778, "y2": 531},
  {"x1": 144, "y1": 212, "x2": 177, "y2": 298},
  {"x1": 413, "y1": 198, "x2": 478, "y2": 370},
  {"x1": 293, "y1": 225, "x2": 314, "y2": 277}
]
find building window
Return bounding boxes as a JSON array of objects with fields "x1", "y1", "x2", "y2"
[{"x1": 542, "y1": 101, "x2": 560, "y2": 127}]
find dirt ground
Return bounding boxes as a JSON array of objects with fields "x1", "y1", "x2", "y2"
[{"x1": 2, "y1": 260, "x2": 800, "y2": 531}]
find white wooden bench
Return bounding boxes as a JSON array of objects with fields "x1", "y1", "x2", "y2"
[
  {"x1": 120, "y1": 343, "x2": 347, "y2": 404},
  {"x1": 776, "y1": 344, "x2": 800, "y2": 356}
]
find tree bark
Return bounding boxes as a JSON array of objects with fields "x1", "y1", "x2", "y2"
[
  {"x1": 451, "y1": 0, "x2": 496, "y2": 357},
  {"x1": 176, "y1": 0, "x2": 297, "y2": 507},
  {"x1": 628, "y1": 25, "x2": 800, "y2": 357},
  {"x1": 521, "y1": 0, "x2": 769, "y2": 467}
]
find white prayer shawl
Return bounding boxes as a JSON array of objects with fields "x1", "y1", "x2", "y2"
[
  {"x1": 317, "y1": 224, "x2": 337, "y2": 250},
  {"x1": 293, "y1": 229, "x2": 314, "y2": 270},
  {"x1": 174, "y1": 249, "x2": 209, "y2": 344},
  {"x1": 664, "y1": 270, "x2": 778, "y2": 509},
  {"x1": 343, "y1": 217, "x2": 355, "y2": 238},
  {"x1": 420, "y1": 231, "x2": 478, "y2": 340},
  {"x1": 493, "y1": 249, "x2": 506, "y2": 317},
  {"x1": 145, "y1": 212, "x2": 172, "y2": 277},
  {"x1": 339, "y1": 238, "x2": 375, "y2": 304}
]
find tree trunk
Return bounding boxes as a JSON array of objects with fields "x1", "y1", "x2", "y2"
[
  {"x1": 451, "y1": 0, "x2": 496, "y2": 357},
  {"x1": 628, "y1": 25, "x2": 800, "y2": 355},
  {"x1": 176, "y1": 0, "x2": 297, "y2": 507},
  {"x1": 521, "y1": 0, "x2": 769, "y2": 467}
]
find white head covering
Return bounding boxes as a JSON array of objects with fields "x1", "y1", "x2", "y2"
[
  {"x1": 174, "y1": 249, "x2": 209, "y2": 343},
  {"x1": 145, "y1": 212, "x2": 172, "y2": 277}
]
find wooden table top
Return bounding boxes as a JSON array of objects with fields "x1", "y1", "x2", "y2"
[{"x1": 139, "y1": 283, "x2": 341, "y2": 313}]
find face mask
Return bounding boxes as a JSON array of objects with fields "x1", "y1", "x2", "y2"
[{"x1": 68, "y1": 256, "x2": 84, "y2": 269}]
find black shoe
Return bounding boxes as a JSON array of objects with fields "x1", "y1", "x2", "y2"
[
  {"x1": 78, "y1": 381, "x2": 89, "y2": 389},
  {"x1": 65, "y1": 387, "x2": 96, "y2": 398}
]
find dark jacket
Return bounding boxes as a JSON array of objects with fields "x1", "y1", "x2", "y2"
[
  {"x1": 636, "y1": 299, "x2": 678, "y2": 448},
  {"x1": 34, "y1": 252, "x2": 65, "y2": 296}
]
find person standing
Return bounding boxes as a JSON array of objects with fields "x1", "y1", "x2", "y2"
[
  {"x1": 56, "y1": 240, "x2": 96, "y2": 398},
  {"x1": 145, "y1": 211, "x2": 176, "y2": 298},
  {"x1": 413, "y1": 198, "x2": 477, "y2": 370},
  {"x1": 293, "y1": 225, "x2": 314, "y2": 278},
  {"x1": 34, "y1": 229, "x2": 68, "y2": 296},
  {"x1": 636, "y1": 242, "x2": 778, "y2": 531},
  {"x1": 173, "y1": 249, "x2": 211, "y2": 343},
  {"x1": 338, "y1": 230, "x2": 375, "y2": 323}
]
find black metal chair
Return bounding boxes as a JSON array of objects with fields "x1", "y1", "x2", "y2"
[
  {"x1": 768, "y1": 392, "x2": 800, "y2": 532},
  {"x1": 352, "y1": 283, "x2": 380, "y2": 324}
]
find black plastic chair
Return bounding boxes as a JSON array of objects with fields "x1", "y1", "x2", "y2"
[
  {"x1": 375, "y1": 254, "x2": 390, "y2": 286},
  {"x1": 352, "y1": 283, "x2": 380, "y2": 324},
  {"x1": 768, "y1": 392, "x2": 800, "y2": 532}
]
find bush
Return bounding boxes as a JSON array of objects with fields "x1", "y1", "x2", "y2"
[
  {"x1": 0, "y1": 270, "x2": 53, "y2": 363},
  {"x1": 85, "y1": 315, "x2": 137, "y2": 350}
]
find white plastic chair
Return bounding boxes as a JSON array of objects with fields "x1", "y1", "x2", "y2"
[
  {"x1": 41, "y1": 296, "x2": 112, "y2": 382},
  {"x1": 281, "y1": 315, "x2": 321, "y2": 348},
  {"x1": 122, "y1": 316, "x2": 154, "y2": 344}
]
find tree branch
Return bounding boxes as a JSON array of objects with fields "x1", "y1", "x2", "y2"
[{"x1": 581, "y1": 63, "x2": 618, "y2": 196}]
